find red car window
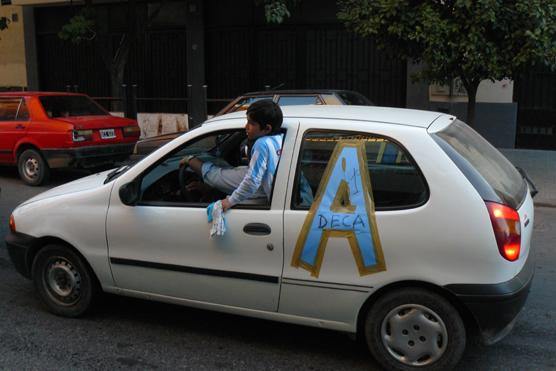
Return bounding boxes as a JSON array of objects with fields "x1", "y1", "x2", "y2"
[
  {"x1": 39, "y1": 95, "x2": 106, "y2": 118},
  {"x1": 0, "y1": 99, "x2": 21, "y2": 121}
]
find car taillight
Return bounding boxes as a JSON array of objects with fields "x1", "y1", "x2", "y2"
[
  {"x1": 123, "y1": 126, "x2": 140, "y2": 137},
  {"x1": 72, "y1": 129, "x2": 93, "y2": 142},
  {"x1": 9, "y1": 214, "x2": 16, "y2": 233},
  {"x1": 486, "y1": 202, "x2": 521, "y2": 261}
]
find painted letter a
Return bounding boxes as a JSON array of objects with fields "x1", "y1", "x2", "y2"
[{"x1": 291, "y1": 140, "x2": 386, "y2": 278}]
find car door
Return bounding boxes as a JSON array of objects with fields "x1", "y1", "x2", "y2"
[
  {"x1": 279, "y1": 119, "x2": 429, "y2": 325},
  {"x1": 106, "y1": 120, "x2": 297, "y2": 312},
  {"x1": 0, "y1": 97, "x2": 30, "y2": 164}
]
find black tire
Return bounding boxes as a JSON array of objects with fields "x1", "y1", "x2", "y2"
[
  {"x1": 364, "y1": 288, "x2": 466, "y2": 371},
  {"x1": 17, "y1": 148, "x2": 50, "y2": 186},
  {"x1": 32, "y1": 244, "x2": 99, "y2": 317}
]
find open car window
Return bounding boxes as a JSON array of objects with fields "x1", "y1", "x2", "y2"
[{"x1": 137, "y1": 129, "x2": 261, "y2": 207}]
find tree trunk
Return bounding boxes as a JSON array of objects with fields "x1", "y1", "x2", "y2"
[{"x1": 462, "y1": 79, "x2": 479, "y2": 128}]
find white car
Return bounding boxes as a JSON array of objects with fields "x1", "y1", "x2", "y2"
[{"x1": 6, "y1": 106, "x2": 535, "y2": 371}]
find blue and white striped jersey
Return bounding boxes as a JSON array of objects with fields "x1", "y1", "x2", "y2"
[{"x1": 227, "y1": 133, "x2": 283, "y2": 206}]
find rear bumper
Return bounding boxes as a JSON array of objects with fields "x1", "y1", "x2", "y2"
[
  {"x1": 43, "y1": 143, "x2": 135, "y2": 168},
  {"x1": 445, "y1": 250, "x2": 535, "y2": 345},
  {"x1": 5, "y1": 230, "x2": 39, "y2": 279}
]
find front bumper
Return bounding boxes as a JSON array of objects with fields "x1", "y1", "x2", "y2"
[
  {"x1": 5, "y1": 230, "x2": 40, "y2": 279},
  {"x1": 43, "y1": 143, "x2": 135, "y2": 168},
  {"x1": 445, "y1": 251, "x2": 535, "y2": 345}
]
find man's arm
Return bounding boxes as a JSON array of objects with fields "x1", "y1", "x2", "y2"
[
  {"x1": 180, "y1": 156, "x2": 204, "y2": 176},
  {"x1": 222, "y1": 142, "x2": 268, "y2": 210}
]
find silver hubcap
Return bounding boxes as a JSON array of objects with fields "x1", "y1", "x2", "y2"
[
  {"x1": 45, "y1": 258, "x2": 81, "y2": 304},
  {"x1": 381, "y1": 304, "x2": 448, "y2": 366},
  {"x1": 24, "y1": 157, "x2": 40, "y2": 179}
]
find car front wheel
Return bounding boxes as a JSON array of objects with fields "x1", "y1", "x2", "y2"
[
  {"x1": 364, "y1": 288, "x2": 466, "y2": 371},
  {"x1": 17, "y1": 148, "x2": 50, "y2": 186},
  {"x1": 32, "y1": 245, "x2": 99, "y2": 317}
]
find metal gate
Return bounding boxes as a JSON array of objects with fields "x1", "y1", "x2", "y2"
[
  {"x1": 514, "y1": 66, "x2": 556, "y2": 149},
  {"x1": 36, "y1": 6, "x2": 407, "y2": 115},
  {"x1": 206, "y1": 25, "x2": 407, "y2": 109}
]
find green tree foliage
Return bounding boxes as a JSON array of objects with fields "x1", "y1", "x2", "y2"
[
  {"x1": 337, "y1": 0, "x2": 556, "y2": 126},
  {"x1": 264, "y1": 1, "x2": 291, "y2": 23},
  {"x1": 58, "y1": 8, "x2": 96, "y2": 44},
  {"x1": 255, "y1": 0, "x2": 298, "y2": 23}
]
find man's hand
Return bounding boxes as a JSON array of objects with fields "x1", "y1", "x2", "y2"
[
  {"x1": 221, "y1": 197, "x2": 231, "y2": 212},
  {"x1": 179, "y1": 155, "x2": 196, "y2": 167}
]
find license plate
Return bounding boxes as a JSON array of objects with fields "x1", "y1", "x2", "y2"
[{"x1": 100, "y1": 129, "x2": 116, "y2": 139}]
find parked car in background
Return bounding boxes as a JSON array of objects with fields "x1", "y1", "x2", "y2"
[
  {"x1": 7, "y1": 105, "x2": 535, "y2": 370},
  {"x1": 0, "y1": 92, "x2": 140, "y2": 185},
  {"x1": 215, "y1": 89, "x2": 373, "y2": 115},
  {"x1": 132, "y1": 89, "x2": 373, "y2": 158}
]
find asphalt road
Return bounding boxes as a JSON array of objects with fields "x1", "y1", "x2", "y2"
[{"x1": 1, "y1": 167, "x2": 555, "y2": 370}]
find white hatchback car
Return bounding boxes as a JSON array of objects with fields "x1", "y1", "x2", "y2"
[{"x1": 7, "y1": 106, "x2": 535, "y2": 371}]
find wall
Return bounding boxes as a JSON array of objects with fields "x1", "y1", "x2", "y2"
[
  {"x1": 111, "y1": 112, "x2": 188, "y2": 139},
  {"x1": 0, "y1": 5, "x2": 27, "y2": 89},
  {"x1": 476, "y1": 79, "x2": 514, "y2": 103},
  {"x1": 428, "y1": 78, "x2": 514, "y2": 104}
]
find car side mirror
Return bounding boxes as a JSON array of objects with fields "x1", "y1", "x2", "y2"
[{"x1": 119, "y1": 179, "x2": 140, "y2": 206}]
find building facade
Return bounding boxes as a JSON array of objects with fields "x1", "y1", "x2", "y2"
[{"x1": 2, "y1": 0, "x2": 555, "y2": 149}]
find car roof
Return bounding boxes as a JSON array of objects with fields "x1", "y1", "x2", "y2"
[
  {"x1": 241, "y1": 89, "x2": 363, "y2": 96},
  {"x1": 0, "y1": 92, "x2": 86, "y2": 97},
  {"x1": 205, "y1": 105, "x2": 450, "y2": 128}
]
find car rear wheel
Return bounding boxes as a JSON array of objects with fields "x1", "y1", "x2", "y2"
[
  {"x1": 364, "y1": 288, "x2": 466, "y2": 371},
  {"x1": 32, "y1": 245, "x2": 99, "y2": 317},
  {"x1": 17, "y1": 148, "x2": 50, "y2": 186}
]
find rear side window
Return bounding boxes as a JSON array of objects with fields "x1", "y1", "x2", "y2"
[
  {"x1": 39, "y1": 95, "x2": 106, "y2": 117},
  {"x1": 292, "y1": 131, "x2": 428, "y2": 210},
  {"x1": 0, "y1": 98, "x2": 28, "y2": 121},
  {"x1": 278, "y1": 96, "x2": 320, "y2": 106},
  {"x1": 432, "y1": 120, "x2": 526, "y2": 208}
]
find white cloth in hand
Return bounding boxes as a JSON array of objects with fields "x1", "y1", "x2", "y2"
[{"x1": 207, "y1": 200, "x2": 226, "y2": 237}]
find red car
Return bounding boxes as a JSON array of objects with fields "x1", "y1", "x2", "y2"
[{"x1": 0, "y1": 92, "x2": 140, "y2": 185}]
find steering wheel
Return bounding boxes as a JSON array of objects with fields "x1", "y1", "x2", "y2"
[{"x1": 178, "y1": 163, "x2": 197, "y2": 202}]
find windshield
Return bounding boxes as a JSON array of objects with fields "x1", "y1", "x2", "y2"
[
  {"x1": 40, "y1": 96, "x2": 107, "y2": 118},
  {"x1": 229, "y1": 96, "x2": 273, "y2": 113}
]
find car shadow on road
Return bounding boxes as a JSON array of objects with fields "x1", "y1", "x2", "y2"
[{"x1": 91, "y1": 293, "x2": 378, "y2": 368}]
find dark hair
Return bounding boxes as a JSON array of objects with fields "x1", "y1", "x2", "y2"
[{"x1": 246, "y1": 99, "x2": 283, "y2": 134}]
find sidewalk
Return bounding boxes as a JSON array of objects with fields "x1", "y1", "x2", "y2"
[{"x1": 500, "y1": 149, "x2": 556, "y2": 207}]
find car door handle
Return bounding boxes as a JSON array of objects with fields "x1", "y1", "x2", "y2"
[
  {"x1": 243, "y1": 223, "x2": 271, "y2": 236},
  {"x1": 15, "y1": 124, "x2": 26, "y2": 129}
]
